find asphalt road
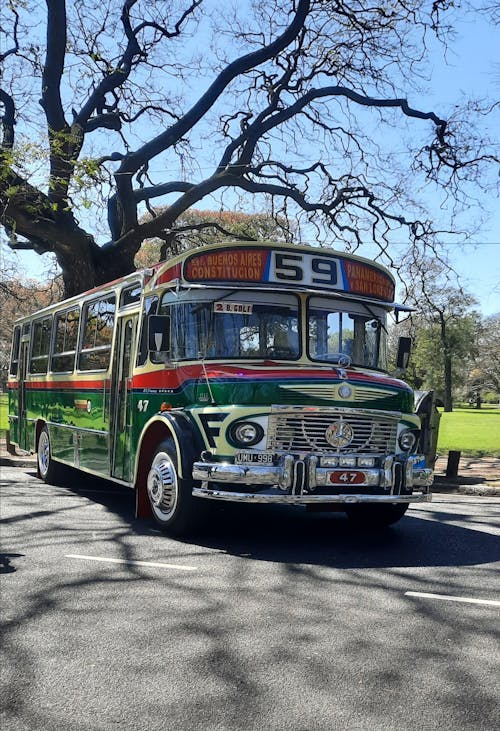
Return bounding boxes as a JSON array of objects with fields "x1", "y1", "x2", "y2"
[{"x1": 1, "y1": 464, "x2": 499, "y2": 731}]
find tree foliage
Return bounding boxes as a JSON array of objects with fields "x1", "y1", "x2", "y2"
[
  {"x1": 466, "y1": 313, "x2": 500, "y2": 403},
  {"x1": 0, "y1": 255, "x2": 63, "y2": 386},
  {"x1": 1, "y1": 0, "x2": 498, "y2": 297},
  {"x1": 398, "y1": 253, "x2": 483, "y2": 410},
  {"x1": 135, "y1": 208, "x2": 297, "y2": 266}
]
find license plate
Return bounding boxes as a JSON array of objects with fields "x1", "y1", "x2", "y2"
[
  {"x1": 235, "y1": 452, "x2": 274, "y2": 465},
  {"x1": 328, "y1": 470, "x2": 365, "y2": 485}
]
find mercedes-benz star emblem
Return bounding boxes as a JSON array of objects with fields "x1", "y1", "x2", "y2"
[{"x1": 325, "y1": 420, "x2": 354, "y2": 448}]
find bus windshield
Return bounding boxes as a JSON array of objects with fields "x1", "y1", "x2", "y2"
[
  {"x1": 307, "y1": 296, "x2": 387, "y2": 370},
  {"x1": 158, "y1": 290, "x2": 300, "y2": 360}
]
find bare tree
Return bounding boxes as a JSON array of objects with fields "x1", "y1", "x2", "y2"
[{"x1": 1, "y1": 0, "x2": 498, "y2": 297}]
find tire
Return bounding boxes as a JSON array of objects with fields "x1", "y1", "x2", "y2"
[
  {"x1": 345, "y1": 502, "x2": 409, "y2": 528},
  {"x1": 146, "y1": 439, "x2": 204, "y2": 536},
  {"x1": 37, "y1": 426, "x2": 63, "y2": 484}
]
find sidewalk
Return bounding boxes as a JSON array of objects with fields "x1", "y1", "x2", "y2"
[
  {"x1": 1, "y1": 434, "x2": 499, "y2": 495},
  {"x1": 433, "y1": 455, "x2": 500, "y2": 496},
  {"x1": 0, "y1": 435, "x2": 37, "y2": 468}
]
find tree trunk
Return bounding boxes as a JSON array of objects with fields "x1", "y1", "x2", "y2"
[
  {"x1": 443, "y1": 353, "x2": 453, "y2": 412},
  {"x1": 57, "y1": 242, "x2": 137, "y2": 299}
]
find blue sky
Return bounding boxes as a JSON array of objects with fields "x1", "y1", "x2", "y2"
[{"x1": 422, "y1": 10, "x2": 500, "y2": 316}]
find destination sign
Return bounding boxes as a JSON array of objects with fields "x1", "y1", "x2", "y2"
[{"x1": 184, "y1": 246, "x2": 395, "y2": 302}]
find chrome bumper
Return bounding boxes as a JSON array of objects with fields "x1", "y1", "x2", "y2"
[{"x1": 192, "y1": 454, "x2": 433, "y2": 505}]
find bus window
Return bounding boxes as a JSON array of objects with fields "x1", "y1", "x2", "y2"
[
  {"x1": 78, "y1": 295, "x2": 116, "y2": 371},
  {"x1": 10, "y1": 325, "x2": 21, "y2": 376},
  {"x1": 158, "y1": 290, "x2": 300, "y2": 361},
  {"x1": 51, "y1": 307, "x2": 80, "y2": 373},
  {"x1": 120, "y1": 283, "x2": 141, "y2": 308},
  {"x1": 307, "y1": 296, "x2": 386, "y2": 369},
  {"x1": 136, "y1": 295, "x2": 158, "y2": 366},
  {"x1": 29, "y1": 316, "x2": 53, "y2": 374}
]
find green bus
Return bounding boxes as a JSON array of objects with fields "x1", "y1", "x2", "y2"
[{"x1": 7, "y1": 241, "x2": 436, "y2": 534}]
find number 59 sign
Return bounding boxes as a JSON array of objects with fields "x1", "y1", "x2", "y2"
[{"x1": 185, "y1": 246, "x2": 395, "y2": 302}]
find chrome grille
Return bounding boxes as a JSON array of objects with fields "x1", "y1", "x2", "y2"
[{"x1": 267, "y1": 410, "x2": 398, "y2": 454}]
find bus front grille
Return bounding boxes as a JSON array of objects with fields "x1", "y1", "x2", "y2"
[{"x1": 267, "y1": 411, "x2": 398, "y2": 454}]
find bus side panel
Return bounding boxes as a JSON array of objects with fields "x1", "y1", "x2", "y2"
[
  {"x1": 79, "y1": 430, "x2": 110, "y2": 474},
  {"x1": 70, "y1": 385, "x2": 110, "y2": 475},
  {"x1": 50, "y1": 423, "x2": 76, "y2": 464}
]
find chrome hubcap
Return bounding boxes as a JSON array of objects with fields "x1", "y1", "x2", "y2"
[
  {"x1": 147, "y1": 455, "x2": 177, "y2": 517},
  {"x1": 38, "y1": 432, "x2": 50, "y2": 476}
]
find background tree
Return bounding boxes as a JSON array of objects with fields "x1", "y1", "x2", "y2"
[
  {"x1": 0, "y1": 254, "x2": 62, "y2": 387},
  {"x1": 399, "y1": 253, "x2": 481, "y2": 411},
  {"x1": 1, "y1": 0, "x2": 498, "y2": 297},
  {"x1": 464, "y1": 313, "x2": 500, "y2": 406},
  {"x1": 135, "y1": 208, "x2": 297, "y2": 267}
]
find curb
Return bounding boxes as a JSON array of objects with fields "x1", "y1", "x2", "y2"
[{"x1": 0, "y1": 455, "x2": 37, "y2": 469}]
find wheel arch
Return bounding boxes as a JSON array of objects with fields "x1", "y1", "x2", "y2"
[{"x1": 133, "y1": 414, "x2": 203, "y2": 519}]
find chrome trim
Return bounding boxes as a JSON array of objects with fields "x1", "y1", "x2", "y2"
[
  {"x1": 192, "y1": 460, "x2": 432, "y2": 488},
  {"x1": 40, "y1": 421, "x2": 108, "y2": 436},
  {"x1": 192, "y1": 487, "x2": 432, "y2": 505},
  {"x1": 270, "y1": 404, "x2": 403, "y2": 419}
]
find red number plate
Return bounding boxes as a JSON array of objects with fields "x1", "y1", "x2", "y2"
[{"x1": 329, "y1": 470, "x2": 365, "y2": 485}]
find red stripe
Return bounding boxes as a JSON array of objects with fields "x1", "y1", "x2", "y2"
[
  {"x1": 131, "y1": 364, "x2": 410, "y2": 390},
  {"x1": 21, "y1": 379, "x2": 110, "y2": 390}
]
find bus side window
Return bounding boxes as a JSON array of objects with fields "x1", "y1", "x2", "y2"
[
  {"x1": 136, "y1": 295, "x2": 158, "y2": 366},
  {"x1": 10, "y1": 325, "x2": 21, "y2": 376},
  {"x1": 51, "y1": 307, "x2": 80, "y2": 373},
  {"x1": 29, "y1": 316, "x2": 53, "y2": 374},
  {"x1": 79, "y1": 295, "x2": 116, "y2": 371}
]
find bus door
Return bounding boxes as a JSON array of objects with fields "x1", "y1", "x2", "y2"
[
  {"x1": 110, "y1": 315, "x2": 137, "y2": 481},
  {"x1": 18, "y1": 337, "x2": 30, "y2": 451}
]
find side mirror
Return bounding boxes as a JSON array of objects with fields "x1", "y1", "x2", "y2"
[
  {"x1": 396, "y1": 336, "x2": 412, "y2": 371},
  {"x1": 148, "y1": 315, "x2": 170, "y2": 353}
]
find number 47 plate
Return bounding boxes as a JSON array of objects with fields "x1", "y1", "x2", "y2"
[{"x1": 328, "y1": 470, "x2": 365, "y2": 485}]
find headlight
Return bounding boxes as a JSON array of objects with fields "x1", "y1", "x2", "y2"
[
  {"x1": 398, "y1": 429, "x2": 418, "y2": 452},
  {"x1": 228, "y1": 421, "x2": 264, "y2": 447}
]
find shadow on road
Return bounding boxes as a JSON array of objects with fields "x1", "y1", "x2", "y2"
[{"x1": 7, "y1": 466, "x2": 496, "y2": 571}]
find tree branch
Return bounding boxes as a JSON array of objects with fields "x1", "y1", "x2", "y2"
[{"x1": 113, "y1": 0, "x2": 311, "y2": 235}]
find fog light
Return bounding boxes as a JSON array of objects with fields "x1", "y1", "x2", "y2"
[
  {"x1": 321, "y1": 456, "x2": 339, "y2": 467},
  {"x1": 358, "y1": 457, "x2": 375, "y2": 468},
  {"x1": 339, "y1": 456, "x2": 357, "y2": 467}
]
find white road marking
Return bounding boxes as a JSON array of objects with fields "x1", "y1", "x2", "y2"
[
  {"x1": 65, "y1": 554, "x2": 197, "y2": 571},
  {"x1": 405, "y1": 591, "x2": 500, "y2": 607}
]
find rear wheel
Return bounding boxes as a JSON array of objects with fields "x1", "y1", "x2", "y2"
[
  {"x1": 345, "y1": 502, "x2": 409, "y2": 528},
  {"x1": 37, "y1": 426, "x2": 63, "y2": 484},
  {"x1": 146, "y1": 440, "x2": 203, "y2": 536}
]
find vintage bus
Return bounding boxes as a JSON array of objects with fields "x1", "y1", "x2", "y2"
[{"x1": 7, "y1": 241, "x2": 435, "y2": 534}]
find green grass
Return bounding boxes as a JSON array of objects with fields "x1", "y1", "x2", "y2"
[
  {"x1": 0, "y1": 393, "x2": 8, "y2": 432},
  {"x1": 437, "y1": 407, "x2": 500, "y2": 457}
]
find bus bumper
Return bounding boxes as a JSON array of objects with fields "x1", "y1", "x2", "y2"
[{"x1": 192, "y1": 454, "x2": 433, "y2": 504}]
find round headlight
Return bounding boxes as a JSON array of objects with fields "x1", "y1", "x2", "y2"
[
  {"x1": 228, "y1": 421, "x2": 264, "y2": 447},
  {"x1": 398, "y1": 429, "x2": 418, "y2": 452}
]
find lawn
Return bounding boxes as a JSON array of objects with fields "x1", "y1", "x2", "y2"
[
  {"x1": 0, "y1": 393, "x2": 7, "y2": 432},
  {"x1": 437, "y1": 407, "x2": 500, "y2": 458}
]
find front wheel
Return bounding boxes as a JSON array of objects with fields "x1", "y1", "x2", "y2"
[
  {"x1": 146, "y1": 440, "x2": 203, "y2": 536},
  {"x1": 37, "y1": 426, "x2": 63, "y2": 484},
  {"x1": 345, "y1": 502, "x2": 409, "y2": 528}
]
